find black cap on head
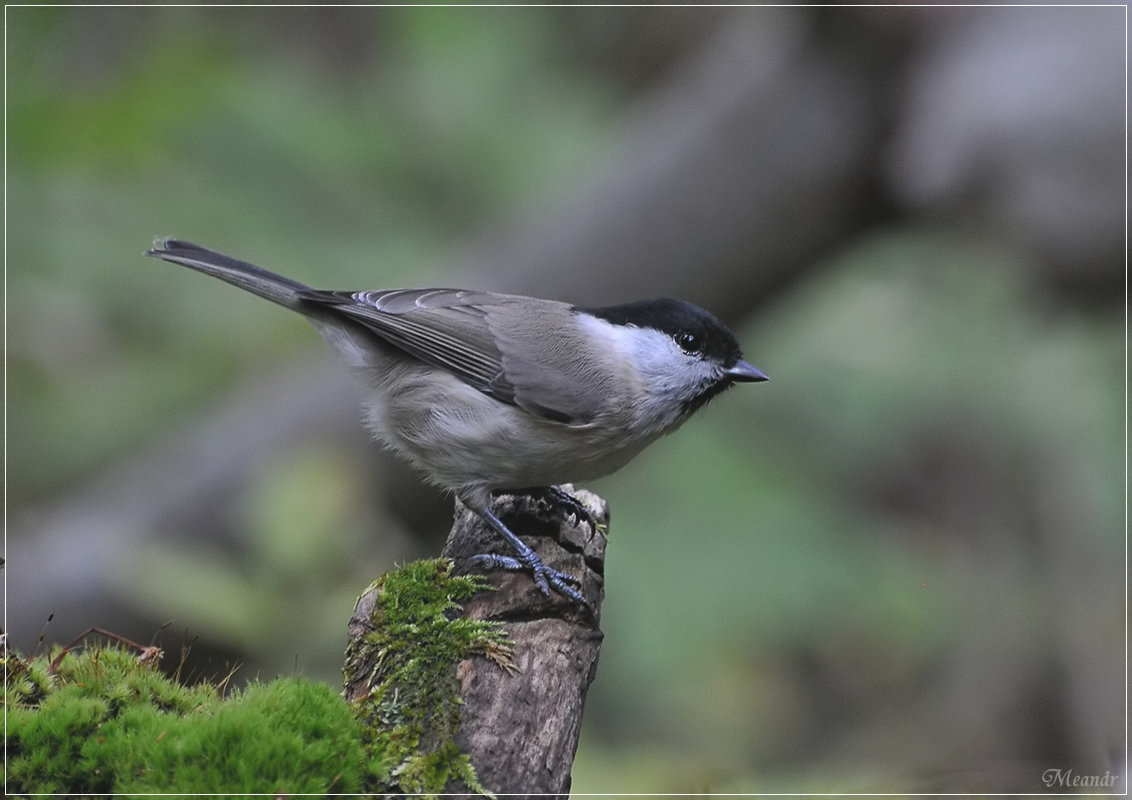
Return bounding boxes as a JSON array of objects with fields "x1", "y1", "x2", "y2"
[{"x1": 578, "y1": 298, "x2": 746, "y2": 368}]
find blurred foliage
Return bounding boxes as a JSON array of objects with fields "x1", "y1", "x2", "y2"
[
  {"x1": 114, "y1": 443, "x2": 394, "y2": 680},
  {"x1": 6, "y1": 6, "x2": 1123, "y2": 794}
]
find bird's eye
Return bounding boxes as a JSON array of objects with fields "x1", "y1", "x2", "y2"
[{"x1": 675, "y1": 331, "x2": 702, "y2": 354}]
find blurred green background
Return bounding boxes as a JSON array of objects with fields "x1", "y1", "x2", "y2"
[{"x1": 6, "y1": 6, "x2": 1124, "y2": 794}]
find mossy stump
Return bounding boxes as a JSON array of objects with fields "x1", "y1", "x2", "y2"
[{"x1": 344, "y1": 486, "x2": 607, "y2": 799}]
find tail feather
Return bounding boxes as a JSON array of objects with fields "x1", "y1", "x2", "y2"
[{"x1": 145, "y1": 238, "x2": 311, "y2": 310}]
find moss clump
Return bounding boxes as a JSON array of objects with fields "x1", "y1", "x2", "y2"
[
  {"x1": 5, "y1": 644, "x2": 368, "y2": 795},
  {"x1": 5, "y1": 558, "x2": 507, "y2": 796},
  {"x1": 3, "y1": 646, "x2": 58, "y2": 709},
  {"x1": 345, "y1": 558, "x2": 513, "y2": 798}
]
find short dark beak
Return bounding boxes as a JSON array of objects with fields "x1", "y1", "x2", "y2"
[{"x1": 726, "y1": 360, "x2": 769, "y2": 383}]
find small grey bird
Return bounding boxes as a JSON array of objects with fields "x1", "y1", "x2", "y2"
[{"x1": 146, "y1": 239, "x2": 768, "y2": 608}]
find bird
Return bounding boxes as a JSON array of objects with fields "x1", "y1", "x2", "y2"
[{"x1": 146, "y1": 239, "x2": 768, "y2": 609}]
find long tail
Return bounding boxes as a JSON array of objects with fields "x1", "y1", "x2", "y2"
[{"x1": 146, "y1": 238, "x2": 311, "y2": 310}]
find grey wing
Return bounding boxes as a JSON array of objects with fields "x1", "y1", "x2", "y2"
[
  {"x1": 300, "y1": 288, "x2": 601, "y2": 425},
  {"x1": 298, "y1": 288, "x2": 520, "y2": 412}
]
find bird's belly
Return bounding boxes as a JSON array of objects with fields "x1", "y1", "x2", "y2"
[{"x1": 370, "y1": 375, "x2": 656, "y2": 492}]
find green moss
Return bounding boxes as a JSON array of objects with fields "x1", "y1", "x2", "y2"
[
  {"x1": 345, "y1": 558, "x2": 513, "y2": 798},
  {"x1": 5, "y1": 643, "x2": 366, "y2": 794},
  {"x1": 6, "y1": 646, "x2": 218, "y2": 794},
  {"x1": 5, "y1": 558, "x2": 508, "y2": 797},
  {"x1": 2, "y1": 647, "x2": 56, "y2": 708},
  {"x1": 96, "y1": 679, "x2": 367, "y2": 794}
]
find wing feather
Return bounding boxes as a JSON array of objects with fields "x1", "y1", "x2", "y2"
[{"x1": 300, "y1": 288, "x2": 517, "y2": 404}]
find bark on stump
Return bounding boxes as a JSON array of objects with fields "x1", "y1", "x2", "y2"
[{"x1": 345, "y1": 486, "x2": 607, "y2": 799}]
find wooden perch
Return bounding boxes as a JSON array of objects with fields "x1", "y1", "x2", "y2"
[{"x1": 344, "y1": 487, "x2": 607, "y2": 799}]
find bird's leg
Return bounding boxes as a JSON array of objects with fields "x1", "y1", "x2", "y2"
[{"x1": 466, "y1": 505, "x2": 590, "y2": 610}]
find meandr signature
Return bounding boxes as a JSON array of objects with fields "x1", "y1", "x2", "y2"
[{"x1": 1042, "y1": 768, "x2": 1120, "y2": 789}]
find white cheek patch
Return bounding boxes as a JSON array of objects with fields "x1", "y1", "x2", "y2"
[
  {"x1": 573, "y1": 313, "x2": 720, "y2": 425},
  {"x1": 575, "y1": 314, "x2": 692, "y2": 374},
  {"x1": 573, "y1": 312, "x2": 643, "y2": 366},
  {"x1": 627, "y1": 328, "x2": 698, "y2": 386}
]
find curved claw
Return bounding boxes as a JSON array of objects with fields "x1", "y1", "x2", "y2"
[
  {"x1": 523, "y1": 486, "x2": 605, "y2": 537},
  {"x1": 527, "y1": 560, "x2": 587, "y2": 608}
]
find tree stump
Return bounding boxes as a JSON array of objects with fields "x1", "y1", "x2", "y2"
[{"x1": 345, "y1": 486, "x2": 607, "y2": 798}]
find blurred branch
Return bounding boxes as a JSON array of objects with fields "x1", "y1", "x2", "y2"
[
  {"x1": 461, "y1": 10, "x2": 890, "y2": 318},
  {"x1": 7, "y1": 359, "x2": 369, "y2": 643}
]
